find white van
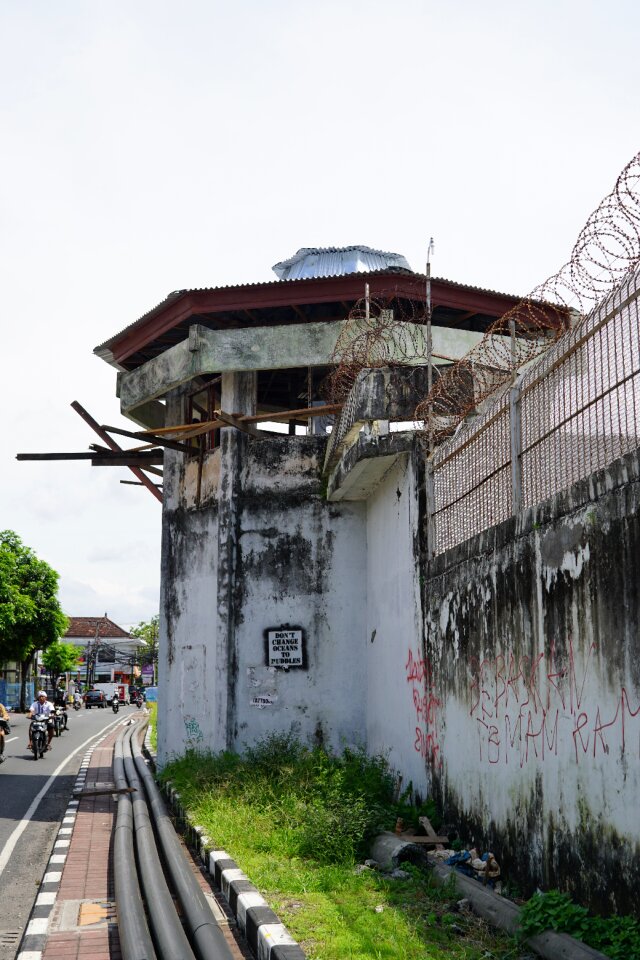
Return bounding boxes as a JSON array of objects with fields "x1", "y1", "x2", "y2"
[{"x1": 94, "y1": 682, "x2": 129, "y2": 705}]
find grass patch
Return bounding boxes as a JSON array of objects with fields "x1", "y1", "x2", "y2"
[
  {"x1": 160, "y1": 734, "x2": 523, "y2": 960},
  {"x1": 147, "y1": 701, "x2": 157, "y2": 752}
]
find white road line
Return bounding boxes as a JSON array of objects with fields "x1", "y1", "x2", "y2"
[
  {"x1": 0, "y1": 715, "x2": 126, "y2": 880},
  {"x1": 6, "y1": 736, "x2": 18, "y2": 742}
]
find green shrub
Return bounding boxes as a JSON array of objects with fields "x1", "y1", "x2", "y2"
[{"x1": 519, "y1": 890, "x2": 640, "y2": 960}]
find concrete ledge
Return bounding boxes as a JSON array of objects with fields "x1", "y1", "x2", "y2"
[{"x1": 326, "y1": 431, "x2": 414, "y2": 501}]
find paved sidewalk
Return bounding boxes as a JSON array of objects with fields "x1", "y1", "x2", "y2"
[
  {"x1": 17, "y1": 723, "x2": 123, "y2": 960},
  {"x1": 17, "y1": 718, "x2": 251, "y2": 960}
]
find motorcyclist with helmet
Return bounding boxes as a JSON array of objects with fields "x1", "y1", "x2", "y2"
[
  {"x1": 53, "y1": 686, "x2": 69, "y2": 730},
  {"x1": 28, "y1": 691, "x2": 55, "y2": 751}
]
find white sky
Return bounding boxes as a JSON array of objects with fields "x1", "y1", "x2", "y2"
[{"x1": 1, "y1": 0, "x2": 638, "y2": 629}]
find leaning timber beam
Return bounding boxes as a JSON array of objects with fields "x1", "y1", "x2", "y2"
[
  {"x1": 136, "y1": 403, "x2": 344, "y2": 437},
  {"x1": 71, "y1": 401, "x2": 163, "y2": 503},
  {"x1": 100, "y1": 424, "x2": 193, "y2": 454},
  {"x1": 90, "y1": 455, "x2": 164, "y2": 467},
  {"x1": 17, "y1": 452, "x2": 164, "y2": 465}
]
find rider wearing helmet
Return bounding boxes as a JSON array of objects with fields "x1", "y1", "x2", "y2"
[
  {"x1": 28, "y1": 691, "x2": 55, "y2": 751},
  {"x1": 53, "y1": 686, "x2": 69, "y2": 730}
]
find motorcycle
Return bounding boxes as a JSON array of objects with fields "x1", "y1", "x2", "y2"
[
  {"x1": 112, "y1": 696, "x2": 120, "y2": 714},
  {"x1": 31, "y1": 717, "x2": 48, "y2": 760},
  {"x1": 53, "y1": 707, "x2": 62, "y2": 737},
  {"x1": 0, "y1": 717, "x2": 10, "y2": 764},
  {"x1": 73, "y1": 698, "x2": 82, "y2": 711},
  {"x1": 53, "y1": 705, "x2": 67, "y2": 736}
]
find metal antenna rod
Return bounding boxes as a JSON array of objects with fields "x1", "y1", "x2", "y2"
[{"x1": 426, "y1": 239, "x2": 435, "y2": 454}]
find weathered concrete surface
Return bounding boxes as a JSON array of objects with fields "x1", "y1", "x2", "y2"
[
  {"x1": 159, "y1": 419, "x2": 369, "y2": 758},
  {"x1": 365, "y1": 449, "x2": 429, "y2": 797},
  {"x1": 423, "y1": 448, "x2": 640, "y2": 915},
  {"x1": 327, "y1": 429, "x2": 413, "y2": 501},
  {"x1": 119, "y1": 322, "x2": 496, "y2": 417},
  {"x1": 157, "y1": 370, "x2": 640, "y2": 918}
]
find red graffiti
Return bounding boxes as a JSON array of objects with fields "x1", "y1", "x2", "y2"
[
  {"x1": 406, "y1": 647, "x2": 442, "y2": 767},
  {"x1": 469, "y1": 640, "x2": 640, "y2": 766}
]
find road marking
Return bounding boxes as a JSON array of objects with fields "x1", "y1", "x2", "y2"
[
  {"x1": 0, "y1": 715, "x2": 125, "y2": 880},
  {"x1": 6, "y1": 736, "x2": 18, "y2": 742}
]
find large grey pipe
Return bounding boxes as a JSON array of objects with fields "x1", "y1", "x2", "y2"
[
  {"x1": 122, "y1": 724, "x2": 196, "y2": 960},
  {"x1": 131, "y1": 725, "x2": 235, "y2": 960},
  {"x1": 113, "y1": 724, "x2": 157, "y2": 960}
]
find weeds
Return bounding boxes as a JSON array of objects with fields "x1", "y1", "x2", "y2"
[
  {"x1": 519, "y1": 890, "x2": 640, "y2": 960},
  {"x1": 160, "y1": 733, "x2": 524, "y2": 959}
]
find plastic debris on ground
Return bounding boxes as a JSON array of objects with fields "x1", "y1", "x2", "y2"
[{"x1": 444, "y1": 849, "x2": 501, "y2": 887}]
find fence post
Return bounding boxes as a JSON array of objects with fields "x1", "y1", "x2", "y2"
[
  {"x1": 425, "y1": 458, "x2": 436, "y2": 560},
  {"x1": 509, "y1": 378, "x2": 523, "y2": 515}
]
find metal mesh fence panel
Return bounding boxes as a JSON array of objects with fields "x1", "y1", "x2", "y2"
[
  {"x1": 429, "y1": 263, "x2": 640, "y2": 556},
  {"x1": 431, "y1": 394, "x2": 512, "y2": 554},
  {"x1": 519, "y1": 265, "x2": 640, "y2": 509}
]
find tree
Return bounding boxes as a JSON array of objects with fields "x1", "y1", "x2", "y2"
[
  {"x1": 42, "y1": 642, "x2": 80, "y2": 690},
  {"x1": 131, "y1": 615, "x2": 159, "y2": 684},
  {"x1": 0, "y1": 531, "x2": 68, "y2": 708}
]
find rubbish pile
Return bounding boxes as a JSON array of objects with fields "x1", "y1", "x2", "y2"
[{"x1": 432, "y1": 848, "x2": 502, "y2": 889}]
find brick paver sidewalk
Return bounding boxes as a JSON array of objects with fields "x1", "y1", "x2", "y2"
[
  {"x1": 41, "y1": 724, "x2": 122, "y2": 960},
  {"x1": 21, "y1": 717, "x2": 251, "y2": 960}
]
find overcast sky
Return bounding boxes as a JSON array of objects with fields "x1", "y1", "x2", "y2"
[{"x1": 1, "y1": 0, "x2": 638, "y2": 629}]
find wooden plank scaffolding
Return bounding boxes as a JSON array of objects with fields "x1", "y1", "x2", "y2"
[{"x1": 16, "y1": 401, "x2": 343, "y2": 503}]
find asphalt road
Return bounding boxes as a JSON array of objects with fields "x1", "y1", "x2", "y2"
[{"x1": 0, "y1": 705, "x2": 126, "y2": 960}]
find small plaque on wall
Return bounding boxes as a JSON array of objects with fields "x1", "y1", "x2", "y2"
[{"x1": 265, "y1": 626, "x2": 305, "y2": 668}]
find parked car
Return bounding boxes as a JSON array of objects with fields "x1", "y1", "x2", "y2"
[{"x1": 83, "y1": 688, "x2": 106, "y2": 709}]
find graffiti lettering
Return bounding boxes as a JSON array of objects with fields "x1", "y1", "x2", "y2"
[
  {"x1": 470, "y1": 641, "x2": 640, "y2": 766},
  {"x1": 406, "y1": 647, "x2": 442, "y2": 767}
]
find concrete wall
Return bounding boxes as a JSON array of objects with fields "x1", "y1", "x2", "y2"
[
  {"x1": 231, "y1": 438, "x2": 367, "y2": 750},
  {"x1": 423, "y1": 449, "x2": 640, "y2": 915},
  {"x1": 156, "y1": 375, "x2": 640, "y2": 916},
  {"x1": 365, "y1": 450, "x2": 429, "y2": 797},
  {"x1": 158, "y1": 419, "x2": 370, "y2": 762}
]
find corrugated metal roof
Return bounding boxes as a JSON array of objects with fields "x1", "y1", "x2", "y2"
[{"x1": 272, "y1": 245, "x2": 413, "y2": 280}]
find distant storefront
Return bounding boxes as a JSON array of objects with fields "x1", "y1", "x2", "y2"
[{"x1": 62, "y1": 615, "x2": 145, "y2": 690}]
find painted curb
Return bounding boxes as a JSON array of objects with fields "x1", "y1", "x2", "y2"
[
  {"x1": 15, "y1": 731, "x2": 112, "y2": 960},
  {"x1": 155, "y1": 770, "x2": 306, "y2": 960}
]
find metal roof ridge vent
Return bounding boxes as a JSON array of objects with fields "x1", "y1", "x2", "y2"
[{"x1": 272, "y1": 245, "x2": 413, "y2": 280}]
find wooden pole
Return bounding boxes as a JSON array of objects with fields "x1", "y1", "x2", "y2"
[{"x1": 71, "y1": 402, "x2": 162, "y2": 503}]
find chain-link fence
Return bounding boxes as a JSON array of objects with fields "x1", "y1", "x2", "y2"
[{"x1": 429, "y1": 264, "x2": 640, "y2": 556}]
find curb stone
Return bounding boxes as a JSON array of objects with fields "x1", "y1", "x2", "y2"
[
  {"x1": 144, "y1": 733, "x2": 305, "y2": 960},
  {"x1": 15, "y1": 733, "x2": 111, "y2": 960}
]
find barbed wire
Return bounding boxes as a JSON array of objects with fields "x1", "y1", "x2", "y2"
[
  {"x1": 415, "y1": 149, "x2": 640, "y2": 441},
  {"x1": 323, "y1": 280, "x2": 430, "y2": 403}
]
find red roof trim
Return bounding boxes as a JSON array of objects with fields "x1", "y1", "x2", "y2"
[{"x1": 98, "y1": 272, "x2": 524, "y2": 369}]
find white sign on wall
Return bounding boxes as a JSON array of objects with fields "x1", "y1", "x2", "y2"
[{"x1": 267, "y1": 628, "x2": 304, "y2": 668}]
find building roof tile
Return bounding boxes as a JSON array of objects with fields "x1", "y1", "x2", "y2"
[{"x1": 64, "y1": 616, "x2": 131, "y2": 640}]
